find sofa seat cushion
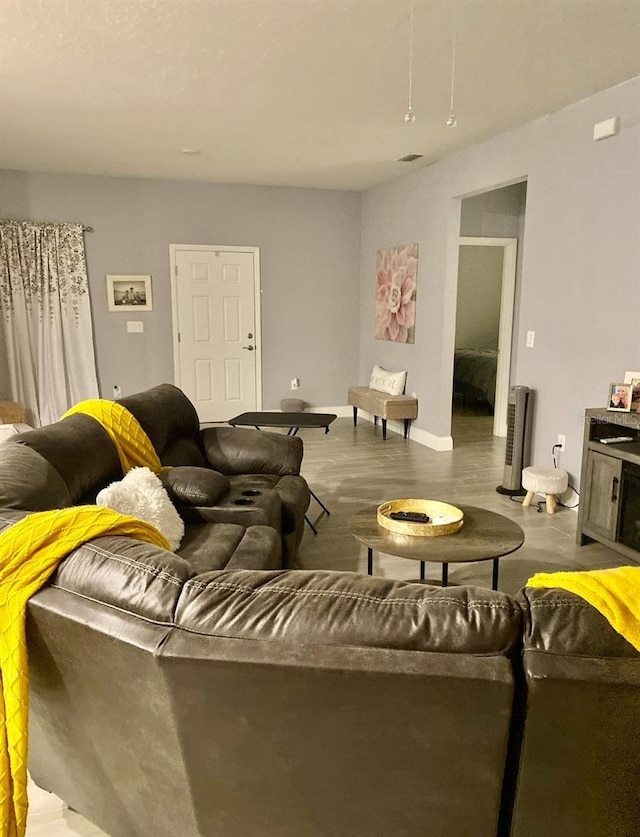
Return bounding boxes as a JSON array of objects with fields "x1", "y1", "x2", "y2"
[{"x1": 177, "y1": 523, "x2": 281, "y2": 573}]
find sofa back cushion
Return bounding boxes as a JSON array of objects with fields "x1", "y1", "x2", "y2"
[
  {"x1": 1, "y1": 384, "x2": 209, "y2": 510},
  {"x1": 518, "y1": 586, "x2": 639, "y2": 657},
  {"x1": 174, "y1": 569, "x2": 522, "y2": 655},
  {"x1": 119, "y1": 384, "x2": 206, "y2": 466},
  {"x1": 200, "y1": 426, "x2": 303, "y2": 477},
  {"x1": 0, "y1": 443, "x2": 72, "y2": 509},
  {"x1": 10, "y1": 415, "x2": 122, "y2": 505}
]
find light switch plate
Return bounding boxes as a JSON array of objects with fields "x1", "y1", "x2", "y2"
[{"x1": 127, "y1": 321, "x2": 144, "y2": 333}]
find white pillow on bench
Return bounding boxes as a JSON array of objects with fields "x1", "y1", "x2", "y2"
[{"x1": 369, "y1": 365, "x2": 407, "y2": 396}]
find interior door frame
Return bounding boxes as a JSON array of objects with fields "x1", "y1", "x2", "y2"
[
  {"x1": 169, "y1": 243, "x2": 263, "y2": 413},
  {"x1": 458, "y1": 236, "x2": 518, "y2": 437}
]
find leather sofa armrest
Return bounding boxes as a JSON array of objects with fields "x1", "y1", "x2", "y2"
[
  {"x1": 177, "y1": 504, "x2": 274, "y2": 529},
  {"x1": 176, "y1": 487, "x2": 282, "y2": 531},
  {"x1": 199, "y1": 426, "x2": 303, "y2": 476}
]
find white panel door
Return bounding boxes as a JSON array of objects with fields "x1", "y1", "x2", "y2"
[{"x1": 172, "y1": 247, "x2": 260, "y2": 422}]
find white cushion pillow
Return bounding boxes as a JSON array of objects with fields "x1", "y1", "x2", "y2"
[
  {"x1": 96, "y1": 466, "x2": 184, "y2": 551},
  {"x1": 369, "y1": 365, "x2": 407, "y2": 396}
]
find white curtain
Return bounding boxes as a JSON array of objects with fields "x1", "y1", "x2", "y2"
[{"x1": 0, "y1": 221, "x2": 99, "y2": 426}]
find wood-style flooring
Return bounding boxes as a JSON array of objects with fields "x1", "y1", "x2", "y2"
[{"x1": 26, "y1": 412, "x2": 629, "y2": 835}]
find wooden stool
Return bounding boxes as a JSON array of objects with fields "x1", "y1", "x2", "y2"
[{"x1": 522, "y1": 466, "x2": 568, "y2": 514}]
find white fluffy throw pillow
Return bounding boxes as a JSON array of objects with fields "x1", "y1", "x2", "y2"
[
  {"x1": 369, "y1": 364, "x2": 407, "y2": 396},
  {"x1": 96, "y1": 467, "x2": 184, "y2": 551}
]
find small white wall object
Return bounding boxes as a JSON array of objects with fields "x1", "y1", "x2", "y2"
[{"x1": 593, "y1": 117, "x2": 621, "y2": 141}]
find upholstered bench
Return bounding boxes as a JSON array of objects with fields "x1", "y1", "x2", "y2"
[{"x1": 348, "y1": 386, "x2": 418, "y2": 440}]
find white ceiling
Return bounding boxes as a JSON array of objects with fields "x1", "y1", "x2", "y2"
[{"x1": 1, "y1": 0, "x2": 639, "y2": 191}]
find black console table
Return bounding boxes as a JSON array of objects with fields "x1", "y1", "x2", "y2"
[{"x1": 229, "y1": 411, "x2": 336, "y2": 436}]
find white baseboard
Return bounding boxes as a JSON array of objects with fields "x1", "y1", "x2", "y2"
[
  {"x1": 308, "y1": 405, "x2": 352, "y2": 417},
  {"x1": 410, "y1": 425, "x2": 453, "y2": 451},
  {"x1": 337, "y1": 409, "x2": 452, "y2": 451}
]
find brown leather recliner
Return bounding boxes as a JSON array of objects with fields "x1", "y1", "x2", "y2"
[{"x1": 0, "y1": 384, "x2": 310, "y2": 567}]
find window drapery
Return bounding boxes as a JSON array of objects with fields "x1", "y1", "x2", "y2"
[{"x1": 0, "y1": 221, "x2": 99, "y2": 426}]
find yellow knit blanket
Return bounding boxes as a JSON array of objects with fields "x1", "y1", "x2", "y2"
[
  {"x1": 62, "y1": 399, "x2": 162, "y2": 474},
  {"x1": 528, "y1": 566, "x2": 640, "y2": 652},
  {"x1": 0, "y1": 507, "x2": 170, "y2": 837}
]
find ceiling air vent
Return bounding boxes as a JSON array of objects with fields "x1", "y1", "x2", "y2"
[{"x1": 397, "y1": 153, "x2": 423, "y2": 162}]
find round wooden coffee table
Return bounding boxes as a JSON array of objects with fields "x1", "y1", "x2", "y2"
[{"x1": 348, "y1": 503, "x2": 524, "y2": 590}]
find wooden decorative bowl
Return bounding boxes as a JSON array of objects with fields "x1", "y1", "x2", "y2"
[{"x1": 377, "y1": 499, "x2": 464, "y2": 537}]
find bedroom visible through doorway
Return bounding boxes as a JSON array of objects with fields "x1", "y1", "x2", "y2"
[
  {"x1": 452, "y1": 180, "x2": 527, "y2": 447},
  {"x1": 453, "y1": 237, "x2": 517, "y2": 439}
]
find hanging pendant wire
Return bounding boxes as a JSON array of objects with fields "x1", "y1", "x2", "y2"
[
  {"x1": 447, "y1": 1, "x2": 458, "y2": 127},
  {"x1": 404, "y1": 1, "x2": 416, "y2": 123}
]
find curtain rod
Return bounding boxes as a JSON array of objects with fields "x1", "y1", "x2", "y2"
[{"x1": 1, "y1": 220, "x2": 94, "y2": 231}]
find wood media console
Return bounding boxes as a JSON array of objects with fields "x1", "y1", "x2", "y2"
[{"x1": 577, "y1": 407, "x2": 640, "y2": 561}]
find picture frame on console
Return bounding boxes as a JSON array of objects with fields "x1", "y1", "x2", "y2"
[
  {"x1": 106, "y1": 274, "x2": 153, "y2": 312},
  {"x1": 606, "y1": 382, "x2": 632, "y2": 412},
  {"x1": 624, "y1": 371, "x2": 640, "y2": 411}
]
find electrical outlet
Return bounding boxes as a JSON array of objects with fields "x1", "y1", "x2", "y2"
[
  {"x1": 113, "y1": 385, "x2": 121, "y2": 399},
  {"x1": 557, "y1": 434, "x2": 566, "y2": 453},
  {"x1": 291, "y1": 378, "x2": 299, "y2": 391}
]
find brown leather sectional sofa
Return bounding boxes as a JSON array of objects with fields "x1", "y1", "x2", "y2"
[
  {"x1": 0, "y1": 384, "x2": 637, "y2": 837},
  {"x1": 0, "y1": 384, "x2": 310, "y2": 569}
]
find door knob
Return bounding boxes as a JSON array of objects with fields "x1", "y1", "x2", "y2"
[{"x1": 242, "y1": 345, "x2": 255, "y2": 351}]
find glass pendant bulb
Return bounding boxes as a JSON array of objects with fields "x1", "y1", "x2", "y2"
[
  {"x1": 446, "y1": 3, "x2": 459, "y2": 129},
  {"x1": 403, "y1": 1, "x2": 416, "y2": 124}
]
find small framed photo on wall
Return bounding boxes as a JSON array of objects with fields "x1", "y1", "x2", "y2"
[
  {"x1": 106, "y1": 275, "x2": 153, "y2": 312},
  {"x1": 624, "y1": 371, "x2": 640, "y2": 411},
  {"x1": 606, "y1": 382, "x2": 633, "y2": 412}
]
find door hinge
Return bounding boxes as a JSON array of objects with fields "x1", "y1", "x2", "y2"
[
  {"x1": 178, "y1": 332, "x2": 181, "y2": 343},
  {"x1": 174, "y1": 263, "x2": 178, "y2": 276}
]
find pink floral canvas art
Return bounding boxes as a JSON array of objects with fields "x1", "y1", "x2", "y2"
[{"x1": 375, "y1": 244, "x2": 417, "y2": 343}]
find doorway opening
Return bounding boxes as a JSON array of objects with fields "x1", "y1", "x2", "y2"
[{"x1": 451, "y1": 181, "x2": 527, "y2": 447}]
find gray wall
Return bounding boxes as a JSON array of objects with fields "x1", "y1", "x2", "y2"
[
  {"x1": 361, "y1": 76, "x2": 640, "y2": 483},
  {"x1": 0, "y1": 172, "x2": 361, "y2": 409},
  {"x1": 2, "y1": 77, "x2": 638, "y2": 488}
]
